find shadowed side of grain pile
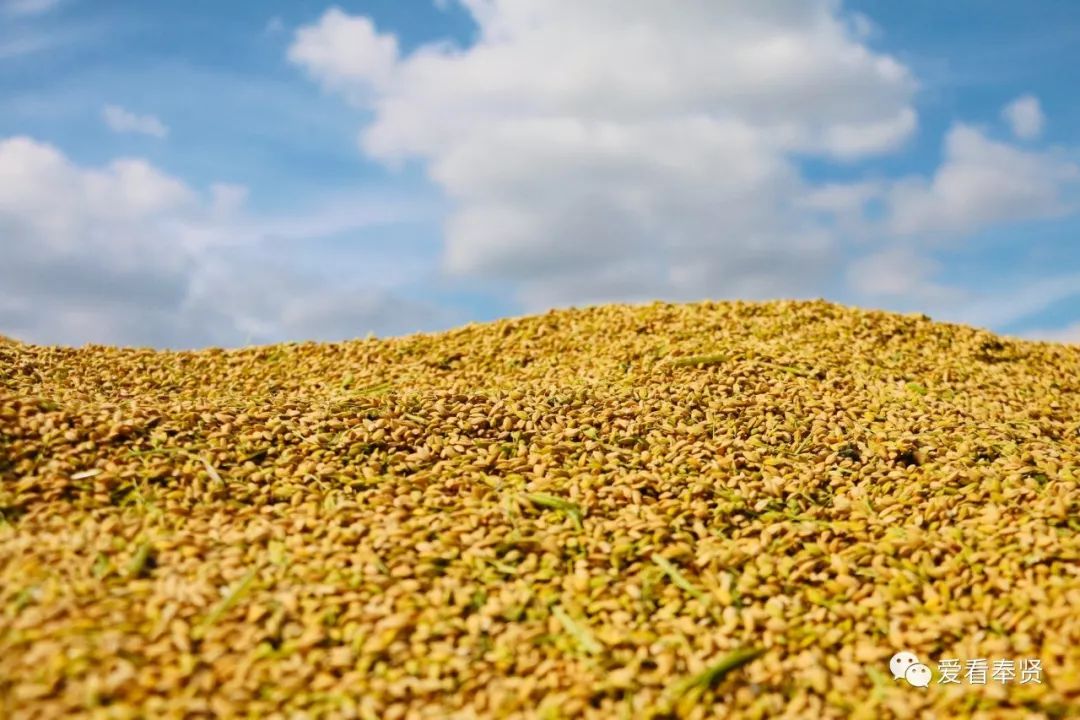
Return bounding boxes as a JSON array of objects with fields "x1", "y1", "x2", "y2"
[{"x1": 1, "y1": 300, "x2": 1079, "y2": 719}]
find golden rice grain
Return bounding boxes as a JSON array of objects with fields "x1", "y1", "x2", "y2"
[{"x1": 1, "y1": 300, "x2": 1079, "y2": 718}]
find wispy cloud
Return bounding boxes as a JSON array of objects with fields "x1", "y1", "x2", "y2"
[
  {"x1": 947, "y1": 274, "x2": 1080, "y2": 330},
  {"x1": 1020, "y1": 321, "x2": 1080, "y2": 344},
  {"x1": 0, "y1": 34, "x2": 54, "y2": 59},
  {"x1": 264, "y1": 16, "x2": 285, "y2": 36},
  {"x1": 102, "y1": 104, "x2": 169, "y2": 139},
  {"x1": 1, "y1": 0, "x2": 62, "y2": 17},
  {"x1": 1002, "y1": 94, "x2": 1044, "y2": 140}
]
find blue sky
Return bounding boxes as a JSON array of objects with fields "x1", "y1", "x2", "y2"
[{"x1": 1, "y1": 0, "x2": 1078, "y2": 347}]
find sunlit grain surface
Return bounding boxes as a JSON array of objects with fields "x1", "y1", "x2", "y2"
[{"x1": 2, "y1": 300, "x2": 1078, "y2": 719}]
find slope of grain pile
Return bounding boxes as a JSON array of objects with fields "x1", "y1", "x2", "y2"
[{"x1": 1, "y1": 300, "x2": 1078, "y2": 719}]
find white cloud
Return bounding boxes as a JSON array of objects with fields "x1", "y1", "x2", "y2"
[
  {"x1": 209, "y1": 183, "x2": 249, "y2": 216},
  {"x1": 1021, "y1": 322, "x2": 1080, "y2": 345},
  {"x1": 288, "y1": 1, "x2": 917, "y2": 311},
  {"x1": 182, "y1": 254, "x2": 453, "y2": 345},
  {"x1": 797, "y1": 179, "x2": 884, "y2": 238},
  {"x1": 840, "y1": 245, "x2": 1080, "y2": 333},
  {"x1": 823, "y1": 107, "x2": 917, "y2": 161},
  {"x1": 945, "y1": 274, "x2": 1080, "y2": 330},
  {"x1": 0, "y1": 136, "x2": 448, "y2": 347},
  {"x1": 839, "y1": 123, "x2": 1080, "y2": 329},
  {"x1": 1002, "y1": 94, "x2": 1044, "y2": 140},
  {"x1": 847, "y1": 12, "x2": 877, "y2": 41},
  {"x1": 10, "y1": 5, "x2": 1071, "y2": 347},
  {"x1": 0, "y1": 136, "x2": 197, "y2": 344},
  {"x1": 0, "y1": 137, "x2": 194, "y2": 239},
  {"x1": 287, "y1": 8, "x2": 399, "y2": 95},
  {"x1": 843, "y1": 255, "x2": 1080, "y2": 332},
  {"x1": 845, "y1": 246, "x2": 957, "y2": 301},
  {"x1": 886, "y1": 124, "x2": 1079, "y2": 238},
  {"x1": 287, "y1": 3, "x2": 1080, "y2": 332},
  {"x1": 1, "y1": 0, "x2": 61, "y2": 17},
  {"x1": 102, "y1": 104, "x2": 170, "y2": 139}
]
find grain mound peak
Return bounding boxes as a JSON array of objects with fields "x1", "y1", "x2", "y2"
[{"x1": 2, "y1": 300, "x2": 1079, "y2": 719}]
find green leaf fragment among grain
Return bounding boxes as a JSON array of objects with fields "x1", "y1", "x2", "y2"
[
  {"x1": 355, "y1": 381, "x2": 393, "y2": 396},
  {"x1": 552, "y1": 606, "x2": 602, "y2": 655},
  {"x1": 522, "y1": 493, "x2": 583, "y2": 529},
  {"x1": 667, "y1": 647, "x2": 764, "y2": 697},
  {"x1": 127, "y1": 543, "x2": 154, "y2": 578},
  {"x1": 193, "y1": 567, "x2": 259, "y2": 639},
  {"x1": 651, "y1": 554, "x2": 710, "y2": 604}
]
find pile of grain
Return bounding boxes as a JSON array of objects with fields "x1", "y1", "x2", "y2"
[{"x1": 1, "y1": 300, "x2": 1078, "y2": 719}]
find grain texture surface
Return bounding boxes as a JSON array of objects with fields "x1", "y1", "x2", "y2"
[{"x1": 1, "y1": 300, "x2": 1078, "y2": 719}]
